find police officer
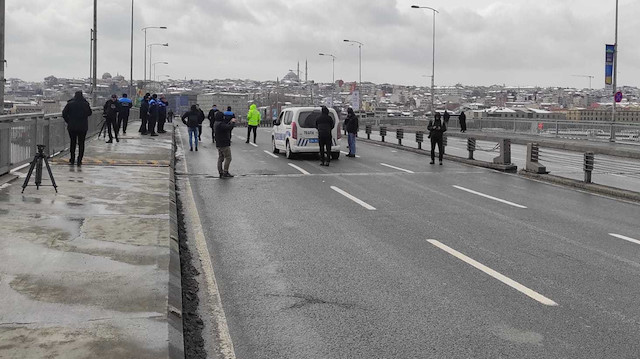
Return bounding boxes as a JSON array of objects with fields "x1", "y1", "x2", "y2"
[
  {"x1": 157, "y1": 95, "x2": 168, "y2": 133},
  {"x1": 103, "y1": 94, "x2": 120, "y2": 143},
  {"x1": 117, "y1": 93, "x2": 132, "y2": 135},
  {"x1": 147, "y1": 94, "x2": 159, "y2": 136}
]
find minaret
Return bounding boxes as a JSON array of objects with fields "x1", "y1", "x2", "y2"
[
  {"x1": 297, "y1": 61, "x2": 300, "y2": 82},
  {"x1": 305, "y1": 60, "x2": 308, "y2": 83}
]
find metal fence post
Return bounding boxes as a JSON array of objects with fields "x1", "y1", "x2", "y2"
[
  {"x1": 380, "y1": 126, "x2": 387, "y2": 142},
  {"x1": 366, "y1": 124, "x2": 371, "y2": 140},
  {"x1": 396, "y1": 128, "x2": 403, "y2": 145},
  {"x1": 467, "y1": 138, "x2": 476, "y2": 160},
  {"x1": 416, "y1": 131, "x2": 424, "y2": 150},
  {"x1": 584, "y1": 152, "x2": 594, "y2": 183}
]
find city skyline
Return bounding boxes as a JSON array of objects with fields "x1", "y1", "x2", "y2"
[{"x1": 6, "y1": 0, "x2": 640, "y2": 88}]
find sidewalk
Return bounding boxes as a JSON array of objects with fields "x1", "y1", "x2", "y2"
[{"x1": 0, "y1": 122, "x2": 182, "y2": 358}]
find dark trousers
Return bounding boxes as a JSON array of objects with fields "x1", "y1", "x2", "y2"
[
  {"x1": 148, "y1": 115, "x2": 157, "y2": 134},
  {"x1": 106, "y1": 117, "x2": 118, "y2": 141},
  {"x1": 139, "y1": 114, "x2": 148, "y2": 133},
  {"x1": 68, "y1": 130, "x2": 87, "y2": 162},
  {"x1": 430, "y1": 136, "x2": 444, "y2": 162},
  {"x1": 460, "y1": 119, "x2": 467, "y2": 132},
  {"x1": 318, "y1": 134, "x2": 332, "y2": 163},
  {"x1": 198, "y1": 125, "x2": 203, "y2": 140},
  {"x1": 247, "y1": 125, "x2": 257, "y2": 142},
  {"x1": 158, "y1": 113, "x2": 167, "y2": 132},
  {"x1": 117, "y1": 113, "x2": 129, "y2": 134}
]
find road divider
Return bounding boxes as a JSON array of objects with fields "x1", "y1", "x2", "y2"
[
  {"x1": 453, "y1": 185, "x2": 527, "y2": 209},
  {"x1": 609, "y1": 233, "x2": 640, "y2": 246},
  {"x1": 263, "y1": 150, "x2": 279, "y2": 158},
  {"x1": 380, "y1": 163, "x2": 415, "y2": 174},
  {"x1": 288, "y1": 163, "x2": 311, "y2": 175},
  {"x1": 330, "y1": 186, "x2": 376, "y2": 210},
  {"x1": 427, "y1": 240, "x2": 558, "y2": 306}
]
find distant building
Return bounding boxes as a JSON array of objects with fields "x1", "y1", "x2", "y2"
[
  {"x1": 197, "y1": 92, "x2": 250, "y2": 119},
  {"x1": 566, "y1": 108, "x2": 640, "y2": 123}
]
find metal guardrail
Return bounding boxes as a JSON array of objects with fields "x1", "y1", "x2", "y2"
[
  {"x1": 445, "y1": 117, "x2": 640, "y2": 143},
  {"x1": 0, "y1": 108, "x2": 105, "y2": 175}
]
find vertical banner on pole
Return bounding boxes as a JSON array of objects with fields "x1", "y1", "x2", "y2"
[{"x1": 605, "y1": 44, "x2": 615, "y2": 86}]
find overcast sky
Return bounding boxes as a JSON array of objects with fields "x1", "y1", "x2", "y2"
[{"x1": 6, "y1": 0, "x2": 640, "y2": 88}]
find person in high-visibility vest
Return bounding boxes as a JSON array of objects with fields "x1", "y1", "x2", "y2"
[{"x1": 246, "y1": 104, "x2": 261, "y2": 144}]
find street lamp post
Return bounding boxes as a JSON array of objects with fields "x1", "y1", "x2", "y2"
[
  {"x1": 319, "y1": 53, "x2": 336, "y2": 106},
  {"x1": 343, "y1": 39, "x2": 363, "y2": 110},
  {"x1": 610, "y1": 0, "x2": 619, "y2": 142},
  {"x1": 412, "y1": 5, "x2": 439, "y2": 116},
  {"x1": 148, "y1": 43, "x2": 168, "y2": 82},
  {"x1": 141, "y1": 26, "x2": 167, "y2": 82},
  {"x1": 152, "y1": 61, "x2": 168, "y2": 82},
  {"x1": 92, "y1": 0, "x2": 97, "y2": 105},
  {"x1": 129, "y1": 0, "x2": 134, "y2": 97}
]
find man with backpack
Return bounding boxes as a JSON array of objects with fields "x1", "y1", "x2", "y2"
[{"x1": 182, "y1": 105, "x2": 201, "y2": 151}]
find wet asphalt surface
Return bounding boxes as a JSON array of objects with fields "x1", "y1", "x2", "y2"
[{"x1": 179, "y1": 126, "x2": 640, "y2": 358}]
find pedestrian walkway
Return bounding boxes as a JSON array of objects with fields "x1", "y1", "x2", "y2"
[{"x1": 0, "y1": 122, "x2": 181, "y2": 358}]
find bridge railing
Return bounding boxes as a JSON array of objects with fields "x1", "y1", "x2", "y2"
[
  {"x1": 0, "y1": 108, "x2": 104, "y2": 176},
  {"x1": 361, "y1": 117, "x2": 640, "y2": 144}
]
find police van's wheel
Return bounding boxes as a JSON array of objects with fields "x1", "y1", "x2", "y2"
[
  {"x1": 331, "y1": 152, "x2": 340, "y2": 160},
  {"x1": 286, "y1": 141, "x2": 294, "y2": 159},
  {"x1": 272, "y1": 137, "x2": 279, "y2": 154}
]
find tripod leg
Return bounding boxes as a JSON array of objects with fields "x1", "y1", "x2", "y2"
[
  {"x1": 21, "y1": 157, "x2": 38, "y2": 193},
  {"x1": 35, "y1": 156, "x2": 43, "y2": 190},
  {"x1": 43, "y1": 157, "x2": 58, "y2": 193}
]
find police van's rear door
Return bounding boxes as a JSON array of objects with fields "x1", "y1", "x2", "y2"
[{"x1": 296, "y1": 110, "x2": 320, "y2": 149}]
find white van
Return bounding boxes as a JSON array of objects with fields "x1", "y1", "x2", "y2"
[{"x1": 271, "y1": 107, "x2": 342, "y2": 159}]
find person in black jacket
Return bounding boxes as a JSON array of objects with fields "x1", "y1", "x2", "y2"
[
  {"x1": 62, "y1": 91, "x2": 92, "y2": 166},
  {"x1": 207, "y1": 104, "x2": 219, "y2": 143},
  {"x1": 139, "y1": 93, "x2": 150, "y2": 135},
  {"x1": 182, "y1": 105, "x2": 201, "y2": 151},
  {"x1": 315, "y1": 106, "x2": 335, "y2": 166},
  {"x1": 214, "y1": 108, "x2": 237, "y2": 178},
  {"x1": 196, "y1": 104, "x2": 205, "y2": 141},
  {"x1": 459, "y1": 111, "x2": 467, "y2": 132},
  {"x1": 157, "y1": 95, "x2": 169, "y2": 134},
  {"x1": 103, "y1": 94, "x2": 121, "y2": 143},
  {"x1": 344, "y1": 107, "x2": 359, "y2": 157},
  {"x1": 427, "y1": 112, "x2": 447, "y2": 165},
  {"x1": 443, "y1": 110, "x2": 451, "y2": 125}
]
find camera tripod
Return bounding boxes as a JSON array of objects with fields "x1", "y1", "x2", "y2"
[{"x1": 21, "y1": 145, "x2": 58, "y2": 193}]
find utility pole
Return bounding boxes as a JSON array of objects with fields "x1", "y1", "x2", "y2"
[
  {"x1": 92, "y1": 0, "x2": 97, "y2": 106},
  {"x1": 0, "y1": 0, "x2": 6, "y2": 115}
]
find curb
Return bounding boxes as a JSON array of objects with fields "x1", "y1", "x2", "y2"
[
  {"x1": 518, "y1": 170, "x2": 640, "y2": 203},
  {"x1": 358, "y1": 137, "x2": 517, "y2": 172},
  {"x1": 168, "y1": 126, "x2": 185, "y2": 358}
]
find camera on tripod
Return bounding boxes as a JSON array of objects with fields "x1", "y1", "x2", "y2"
[{"x1": 21, "y1": 144, "x2": 58, "y2": 193}]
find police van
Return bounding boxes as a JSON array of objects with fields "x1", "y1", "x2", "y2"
[{"x1": 271, "y1": 107, "x2": 342, "y2": 159}]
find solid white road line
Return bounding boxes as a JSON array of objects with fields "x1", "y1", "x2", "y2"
[
  {"x1": 263, "y1": 150, "x2": 279, "y2": 158},
  {"x1": 427, "y1": 240, "x2": 558, "y2": 306},
  {"x1": 249, "y1": 142, "x2": 258, "y2": 147},
  {"x1": 330, "y1": 186, "x2": 376, "y2": 210},
  {"x1": 453, "y1": 185, "x2": 527, "y2": 209},
  {"x1": 609, "y1": 233, "x2": 640, "y2": 246},
  {"x1": 288, "y1": 163, "x2": 311, "y2": 175},
  {"x1": 380, "y1": 163, "x2": 415, "y2": 174},
  {"x1": 340, "y1": 151, "x2": 361, "y2": 158}
]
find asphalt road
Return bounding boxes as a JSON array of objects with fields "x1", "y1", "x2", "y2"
[{"x1": 180, "y1": 125, "x2": 640, "y2": 358}]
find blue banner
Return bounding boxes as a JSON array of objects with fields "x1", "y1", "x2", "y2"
[{"x1": 605, "y1": 44, "x2": 615, "y2": 85}]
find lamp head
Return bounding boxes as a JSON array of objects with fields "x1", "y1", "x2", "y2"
[{"x1": 411, "y1": 5, "x2": 420, "y2": 8}]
